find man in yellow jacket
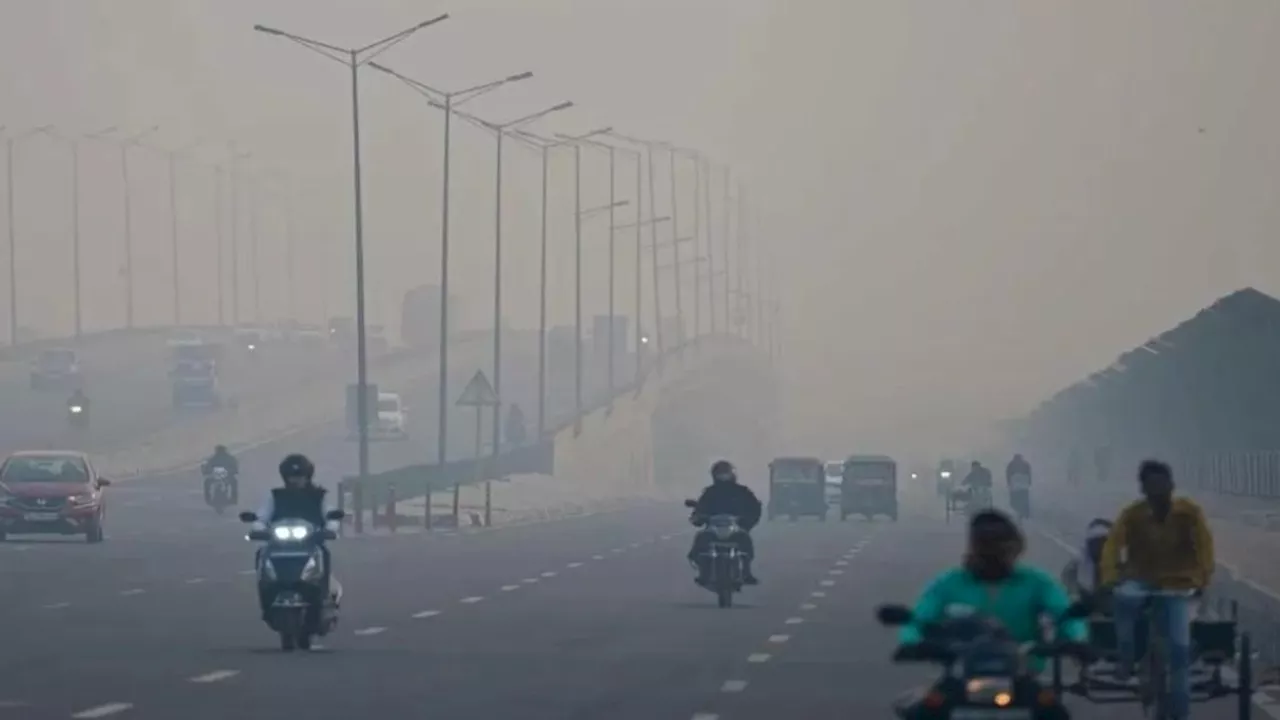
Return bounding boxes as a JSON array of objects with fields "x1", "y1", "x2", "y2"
[{"x1": 1099, "y1": 459, "x2": 1215, "y2": 720}]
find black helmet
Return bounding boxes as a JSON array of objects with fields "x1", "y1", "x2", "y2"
[
  {"x1": 279, "y1": 453, "x2": 315, "y2": 481},
  {"x1": 214, "y1": 444, "x2": 228, "y2": 455},
  {"x1": 710, "y1": 460, "x2": 736, "y2": 483}
]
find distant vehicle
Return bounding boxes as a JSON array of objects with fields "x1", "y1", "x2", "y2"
[
  {"x1": 167, "y1": 329, "x2": 204, "y2": 347},
  {"x1": 0, "y1": 450, "x2": 110, "y2": 543},
  {"x1": 30, "y1": 348, "x2": 81, "y2": 390},
  {"x1": 172, "y1": 359, "x2": 221, "y2": 409},
  {"x1": 295, "y1": 327, "x2": 327, "y2": 345},
  {"x1": 372, "y1": 392, "x2": 408, "y2": 440},
  {"x1": 824, "y1": 460, "x2": 843, "y2": 502}
]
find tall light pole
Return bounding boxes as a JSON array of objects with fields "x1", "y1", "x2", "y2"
[
  {"x1": 213, "y1": 166, "x2": 226, "y2": 326},
  {"x1": 612, "y1": 212, "x2": 670, "y2": 384},
  {"x1": 609, "y1": 131, "x2": 669, "y2": 369},
  {"x1": 365, "y1": 61, "x2": 536, "y2": 525},
  {"x1": 722, "y1": 165, "x2": 732, "y2": 334},
  {"x1": 514, "y1": 127, "x2": 611, "y2": 437},
  {"x1": 3, "y1": 125, "x2": 58, "y2": 344},
  {"x1": 226, "y1": 142, "x2": 252, "y2": 326},
  {"x1": 107, "y1": 126, "x2": 161, "y2": 329},
  {"x1": 425, "y1": 100, "x2": 572, "y2": 460},
  {"x1": 254, "y1": 15, "x2": 449, "y2": 532}
]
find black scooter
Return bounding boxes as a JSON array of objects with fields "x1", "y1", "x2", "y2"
[
  {"x1": 239, "y1": 509, "x2": 346, "y2": 652},
  {"x1": 67, "y1": 402, "x2": 88, "y2": 428}
]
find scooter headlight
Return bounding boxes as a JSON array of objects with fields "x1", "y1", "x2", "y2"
[
  {"x1": 272, "y1": 525, "x2": 310, "y2": 541},
  {"x1": 940, "y1": 471, "x2": 952, "y2": 479},
  {"x1": 69, "y1": 406, "x2": 83, "y2": 413}
]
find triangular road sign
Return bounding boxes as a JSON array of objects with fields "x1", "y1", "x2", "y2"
[{"x1": 456, "y1": 370, "x2": 499, "y2": 407}]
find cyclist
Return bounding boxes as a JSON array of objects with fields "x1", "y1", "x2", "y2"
[
  {"x1": 1099, "y1": 459, "x2": 1215, "y2": 720},
  {"x1": 1060, "y1": 518, "x2": 1114, "y2": 613}
]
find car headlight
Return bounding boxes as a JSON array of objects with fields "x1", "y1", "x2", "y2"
[
  {"x1": 68, "y1": 494, "x2": 94, "y2": 506},
  {"x1": 69, "y1": 405, "x2": 83, "y2": 413}
]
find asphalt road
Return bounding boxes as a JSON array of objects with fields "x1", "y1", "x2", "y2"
[{"x1": 0, "y1": 480, "x2": 1267, "y2": 720}]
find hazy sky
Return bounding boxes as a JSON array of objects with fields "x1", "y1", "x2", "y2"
[{"x1": 3, "y1": 1, "x2": 1279, "y2": 453}]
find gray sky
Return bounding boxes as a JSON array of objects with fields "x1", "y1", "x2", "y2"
[{"x1": 3, "y1": 0, "x2": 1279, "y2": 454}]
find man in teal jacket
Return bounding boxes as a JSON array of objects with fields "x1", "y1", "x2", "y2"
[{"x1": 901, "y1": 510, "x2": 1088, "y2": 662}]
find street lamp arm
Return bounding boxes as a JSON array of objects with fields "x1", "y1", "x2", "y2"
[
  {"x1": 498, "y1": 101, "x2": 574, "y2": 131},
  {"x1": 354, "y1": 13, "x2": 449, "y2": 57},
  {"x1": 253, "y1": 25, "x2": 350, "y2": 58},
  {"x1": 367, "y1": 62, "x2": 448, "y2": 100},
  {"x1": 453, "y1": 71, "x2": 533, "y2": 107}
]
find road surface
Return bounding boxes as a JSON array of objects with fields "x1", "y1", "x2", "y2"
[{"x1": 0, "y1": 476, "x2": 1264, "y2": 720}]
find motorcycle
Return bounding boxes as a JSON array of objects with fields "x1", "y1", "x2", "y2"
[
  {"x1": 684, "y1": 499, "x2": 750, "y2": 609},
  {"x1": 239, "y1": 509, "x2": 346, "y2": 652},
  {"x1": 876, "y1": 602, "x2": 1091, "y2": 719},
  {"x1": 67, "y1": 402, "x2": 88, "y2": 428},
  {"x1": 204, "y1": 466, "x2": 236, "y2": 514},
  {"x1": 1009, "y1": 474, "x2": 1031, "y2": 519}
]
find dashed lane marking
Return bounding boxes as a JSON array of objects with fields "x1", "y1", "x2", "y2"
[
  {"x1": 411, "y1": 610, "x2": 440, "y2": 619},
  {"x1": 42, "y1": 602, "x2": 70, "y2": 610},
  {"x1": 238, "y1": 569, "x2": 256, "y2": 576},
  {"x1": 721, "y1": 680, "x2": 748, "y2": 693},
  {"x1": 0, "y1": 701, "x2": 29, "y2": 708},
  {"x1": 800, "y1": 603, "x2": 818, "y2": 611},
  {"x1": 119, "y1": 589, "x2": 145, "y2": 596},
  {"x1": 811, "y1": 591, "x2": 826, "y2": 598},
  {"x1": 353, "y1": 627, "x2": 386, "y2": 636},
  {"x1": 460, "y1": 596, "x2": 485, "y2": 604},
  {"x1": 184, "y1": 578, "x2": 206, "y2": 585},
  {"x1": 592, "y1": 555, "x2": 604, "y2": 560},
  {"x1": 71, "y1": 703, "x2": 133, "y2": 718},
  {"x1": 189, "y1": 670, "x2": 239, "y2": 684},
  {"x1": 522, "y1": 578, "x2": 539, "y2": 584},
  {"x1": 566, "y1": 562, "x2": 583, "y2": 568},
  {"x1": 767, "y1": 634, "x2": 790, "y2": 644},
  {"x1": 828, "y1": 569, "x2": 844, "y2": 575},
  {"x1": 819, "y1": 580, "x2": 835, "y2": 587},
  {"x1": 541, "y1": 571, "x2": 557, "y2": 578},
  {"x1": 501, "y1": 585, "x2": 520, "y2": 592},
  {"x1": 691, "y1": 714, "x2": 720, "y2": 720},
  {"x1": 784, "y1": 617, "x2": 804, "y2": 625},
  {"x1": 835, "y1": 560, "x2": 849, "y2": 566},
  {"x1": 747, "y1": 653, "x2": 771, "y2": 663}
]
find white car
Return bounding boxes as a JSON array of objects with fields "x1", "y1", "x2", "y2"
[{"x1": 373, "y1": 392, "x2": 408, "y2": 439}]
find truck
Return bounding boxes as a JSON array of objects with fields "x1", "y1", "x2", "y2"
[{"x1": 400, "y1": 284, "x2": 459, "y2": 349}]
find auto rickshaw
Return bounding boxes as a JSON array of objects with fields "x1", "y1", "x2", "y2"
[
  {"x1": 840, "y1": 454, "x2": 898, "y2": 521},
  {"x1": 767, "y1": 457, "x2": 827, "y2": 521}
]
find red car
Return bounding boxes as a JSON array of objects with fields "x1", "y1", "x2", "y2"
[{"x1": 0, "y1": 451, "x2": 110, "y2": 543}]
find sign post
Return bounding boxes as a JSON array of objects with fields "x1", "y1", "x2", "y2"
[{"x1": 455, "y1": 369, "x2": 499, "y2": 528}]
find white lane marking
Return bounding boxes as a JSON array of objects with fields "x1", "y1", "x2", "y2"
[
  {"x1": 784, "y1": 617, "x2": 804, "y2": 625},
  {"x1": 501, "y1": 584, "x2": 521, "y2": 592},
  {"x1": 119, "y1": 588, "x2": 145, "y2": 596},
  {"x1": 819, "y1": 579, "x2": 835, "y2": 587},
  {"x1": 522, "y1": 578, "x2": 540, "y2": 584},
  {"x1": 412, "y1": 610, "x2": 441, "y2": 619},
  {"x1": 566, "y1": 562, "x2": 583, "y2": 568},
  {"x1": 238, "y1": 569, "x2": 256, "y2": 575},
  {"x1": 460, "y1": 596, "x2": 485, "y2": 604},
  {"x1": 72, "y1": 703, "x2": 134, "y2": 718},
  {"x1": 0, "y1": 701, "x2": 29, "y2": 708},
  {"x1": 629, "y1": 542, "x2": 642, "y2": 548},
  {"x1": 747, "y1": 653, "x2": 772, "y2": 663},
  {"x1": 811, "y1": 591, "x2": 826, "y2": 598},
  {"x1": 828, "y1": 569, "x2": 844, "y2": 575},
  {"x1": 185, "y1": 578, "x2": 206, "y2": 585},
  {"x1": 835, "y1": 560, "x2": 849, "y2": 566},
  {"x1": 42, "y1": 601, "x2": 71, "y2": 609},
  {"x1": 189, "y1": 669, "x2": 239, "y2": 684},
  {"x1": 660, "y1": 534, "x2": 672, "y2": 540},
  {"x1": 353, "y1": 626, "x2": 386, "y2": 636},
  {"x1": 592, "y1": 554, "x2": 604, "y2": 560},
  {"x1": 800, "y1": 603, "x2": 818, "y2": 611},
  {"x1": 721, "y1": 680, "x2": 749, "y2": 693},
  {"x1": 768, "y1": 634, "x2": 790, "y2": 644},
  {"x1": 611, "y1": 548, "x2": 624, "y2": 553},
  {"x1": 540, "y1": 571, "x2": 558, "y2": 578}
]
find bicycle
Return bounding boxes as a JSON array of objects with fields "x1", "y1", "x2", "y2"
[{"x1": 1124, "y1": 586, "x2": 1198, "y2": 719}]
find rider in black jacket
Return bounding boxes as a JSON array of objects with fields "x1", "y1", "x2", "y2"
[
  {"x1": 201, "y1": 444, "x2": 240, "y2": 504},
  {"x1": 688, "y1": 460, "x2": 762, "y2": 585}
]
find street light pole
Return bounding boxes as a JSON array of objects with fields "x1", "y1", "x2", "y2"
[
  {"x1": 214, "y1": 166, "x2": 225, "y2": 326},
  {"x1": 668, "y1": 148, "x2": 683, "y2": 354},
  {"x1": 5, "y1": 137, "x2": 14, "y2": 344},
  {"x1": 538, "y1": 143, "x2": 548, "y2": 436},
  {"x1": 71, "y1": 141, "x2": 82, "y2": 338},
  {"x1": 722, "y1": 165, "x2": 731, "y2": 334},
  {"x1": 607, "y1": 146, "x2": 616, "y2": 393},
  {"x1": 706, "y1": 157, "x2": 716, "y2": 337},
  {"x1": 254, "y1": 15, "x2": 449, "y2": 534},
  {"x1": 574, "y1": 142, "x2": 582, "y2": 432}
]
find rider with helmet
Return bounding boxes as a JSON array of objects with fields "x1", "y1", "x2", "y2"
[
  {"x1": 201, "y1": 444, "x2": 240, "y2": 504},
  {"x1": 252, "y1": 454, "x2": 340, "y2": 619},
  {"x1": 688, "y1": 460, "x2": 762, "y2": 586},
  {"x1": 1005, "y1": 453, "x2": 1033, "y2": 516}
]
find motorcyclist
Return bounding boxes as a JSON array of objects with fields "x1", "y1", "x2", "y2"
[
  {"x1": 897, "y1": 509, "x2": 1088, "y2": 671},
  {"x1": 687, "y1": 460, "x2": 762, "y2": 586},
  {"x1": 67, "y1": 388, "x2": 89, "y2": 417},
  {"x1": 201, "y1": 444, "x2": 240, "y2": 504},
  {"x1": 953, "y1": 460, "x2": 992, "y2": 506},
  {"x1": 1005, "y1": 453, "x2": 1032, "y2": 516},
  {"x1": 252, "y1": 454, "x2": 341, "y2": 620}
]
